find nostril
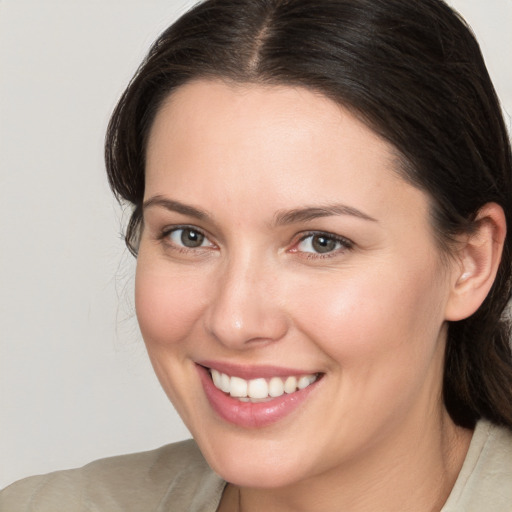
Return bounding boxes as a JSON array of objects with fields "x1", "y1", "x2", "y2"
[
  {"x1": 203, "y1": 263, "x2": 289, "y2": 347},
  {"x1": 204, "y1": 308, "x2": 288, "y2": 348}
]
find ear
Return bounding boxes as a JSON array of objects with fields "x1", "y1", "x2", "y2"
[{"x1": 445, "y1": 202, "x2": 507, "y2": 321}]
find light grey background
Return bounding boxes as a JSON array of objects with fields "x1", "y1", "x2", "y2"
[{"x1": 1, "y1": 0, "x2": 511, "y2": 489}]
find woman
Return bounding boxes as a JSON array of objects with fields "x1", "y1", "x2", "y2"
[{"x1": 2, "y1": 0, "x2": 511, "y2": 510}]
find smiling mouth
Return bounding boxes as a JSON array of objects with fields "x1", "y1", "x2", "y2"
[{"x1": 207, "y1": 368, "x2": 321, "y2": 402}]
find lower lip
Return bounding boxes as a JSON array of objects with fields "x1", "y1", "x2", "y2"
[{"x1": 197, "y1": 365, "x2": 319, "y2": 428}]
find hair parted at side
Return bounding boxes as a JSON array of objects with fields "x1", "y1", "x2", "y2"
[{"x1": 105, "y1": 0, "x2": 512, "y2": 429}]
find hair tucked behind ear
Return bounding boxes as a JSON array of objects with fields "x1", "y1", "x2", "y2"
[{"x1": 105, "y1": 0, "x2": 512, "y2": 428}]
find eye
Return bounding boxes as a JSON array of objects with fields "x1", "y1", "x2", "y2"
[
  {"x1": 296, "y1": 232, "x2": 352, "y2": 255},
  {"x1": 165, "y1": 227, "x2": 213, "y2": 249}
]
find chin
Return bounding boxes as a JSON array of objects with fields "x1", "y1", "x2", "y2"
[
  {"x1": 192, "y1": 427, "x2": 316, "y2": 488},
  {"x1": 210, "y1": 453, "x2": 305, "y2": 488}
]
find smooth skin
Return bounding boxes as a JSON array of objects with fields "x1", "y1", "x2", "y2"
[{"x1": 135, "y1": 80, "x2": 505, "y2": 512}]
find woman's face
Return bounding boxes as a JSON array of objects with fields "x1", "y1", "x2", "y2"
[{"x1": 136, "y1": 80, "x2": 456, "y2": 487}]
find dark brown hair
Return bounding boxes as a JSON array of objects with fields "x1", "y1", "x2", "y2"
[{"x1": 105, "y1": 0, "x2": 512, "y2": 429}]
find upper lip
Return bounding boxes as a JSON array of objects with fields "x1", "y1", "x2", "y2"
[{"x1": 197, "y1": 360, "x2": 320, "y2": 380}]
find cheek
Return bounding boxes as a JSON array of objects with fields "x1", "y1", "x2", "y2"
[
  {"x1": 289, "y1": 263, "x2": 448, "y2": 436},
  {"x1": 134, "y1": 259, "x2": 206, "y2": 351},
  {"x1": 291, "y1": 258, "x2": 447, "y2": 373}
]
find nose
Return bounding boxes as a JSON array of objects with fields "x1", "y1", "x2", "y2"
[{"x1": 203, "y1": 254, "x2": 289, "y2": 349}]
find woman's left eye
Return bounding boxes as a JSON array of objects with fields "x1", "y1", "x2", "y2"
[
  {"x1": 165, "y1": 227, "x2": 214, "y2": 249},
  {"x1": 295, "y1": 233, "x2": 352, "y2": 255}
]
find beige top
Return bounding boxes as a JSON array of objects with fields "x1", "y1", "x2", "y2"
[{"x1": 1, "y1": 420, "x2": 511, "y2": 511}]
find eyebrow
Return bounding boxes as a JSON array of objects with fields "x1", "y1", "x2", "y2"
[
  {"x1": 143, "y1": 196, "x2": 377, "y2": 225},
  {"x1": 143, "y1": 196, "x2": 211, "y2": 221},
  {"x1": 273, "y1": 204, "x2": 377, "y2": 225}
]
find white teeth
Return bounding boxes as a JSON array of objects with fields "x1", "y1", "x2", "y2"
[
  {"x1": 209, "y1": 369, "x2": 318, "y2": 400},
  {"x1": 284, "y1": 376, "x2": 297, "y2": 394},
  {"x1": 268, "y1": 377, "x2": 284, "y2": 397},
  {"x1": 248, "y1": 378, "x2": 268, "y2": 399},
  {"x1": 297, "y1": 375, "x2": 312, "y2": 390},
  {"x1": 230, "y1": 376, "x2": 248, "y2": 398},
  {"x1": 220, "y1": 372, "x2": 230, "y2": 393},
  {"x1": 211, "y1": 369, "x2": 222, "y2": 389}
]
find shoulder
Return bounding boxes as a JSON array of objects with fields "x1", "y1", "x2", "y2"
[
  {"x1": 0, "y1": 439, "x2": 225, "y2": 512},
  {"x1": 443, "y1": 420, "x2": 512, "y2": 512}
]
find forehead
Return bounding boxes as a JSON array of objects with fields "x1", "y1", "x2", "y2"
[
  {"x1": 144, "y1": 79, "x2": 429, "y2": 228},
  {"x1": 146, "y1": 80, "x2": 397, "y2": 178},
  {"x1": 151, "y1": 79, "x2": 386, "y2": 138}
]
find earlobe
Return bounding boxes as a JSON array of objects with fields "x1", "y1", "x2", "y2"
[{"x1": 445, "y1": 202, "x2": 507, "y2": 321}]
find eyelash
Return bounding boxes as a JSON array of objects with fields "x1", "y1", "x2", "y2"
[
  {"x1": 159, "y1": 225, "x2": 216, "y2": 253},
  {"x1": 158, "y1": 226, "x2": 353, "y2": 259},
  {"x1": 292, "y1": 231, "x2": 354, "y2": 259}
]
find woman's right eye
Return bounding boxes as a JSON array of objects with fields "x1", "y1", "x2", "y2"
[{"x1": 164, "y1": 227, "x2": 214, "y2": 249}]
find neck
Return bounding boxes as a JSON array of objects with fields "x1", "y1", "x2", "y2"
[{"x1": 222, "y1": 410, "x2": 472, "y2": 512}]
